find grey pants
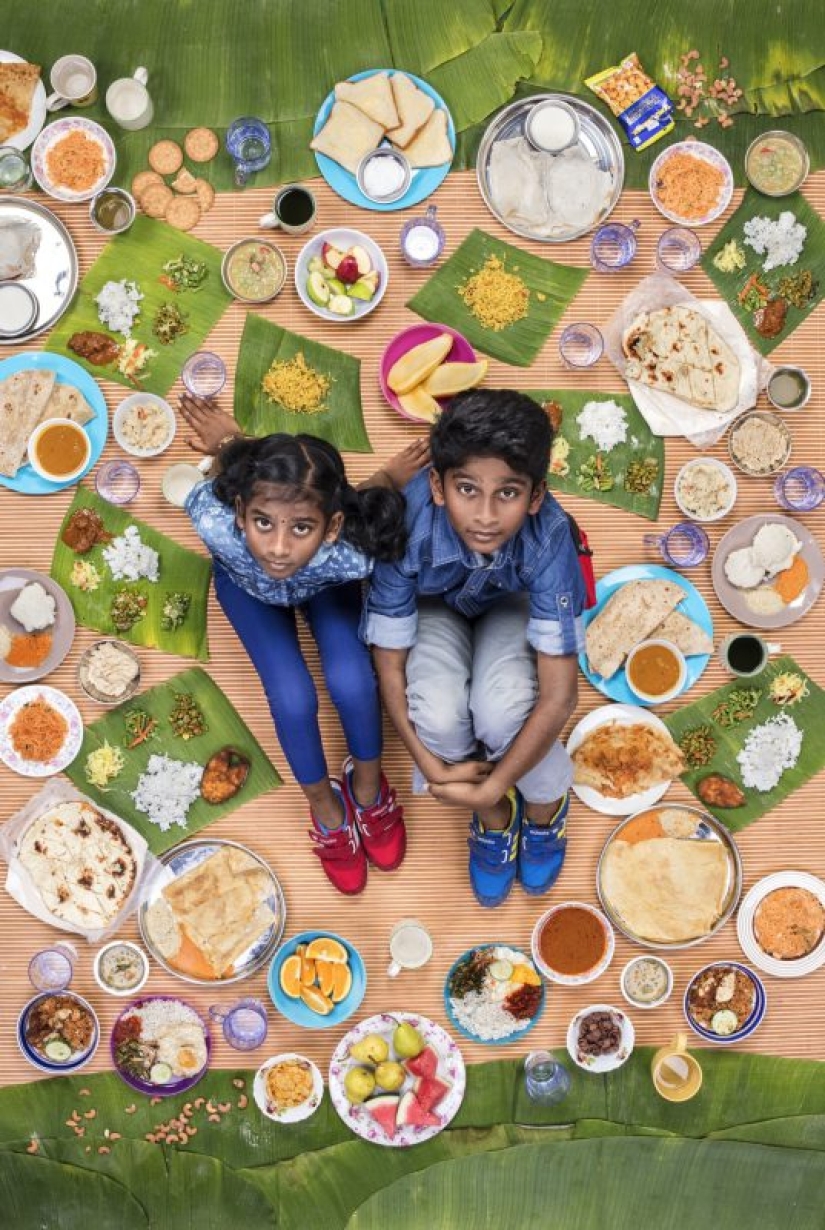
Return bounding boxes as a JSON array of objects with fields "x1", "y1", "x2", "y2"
[{"x1": 406, "y1": 597, "x2": 573, "y2": 804}]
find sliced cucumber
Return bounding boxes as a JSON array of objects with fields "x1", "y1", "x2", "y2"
[
  {"x1": 710, "y1": 1009, "x2": 739, "y2": 1036},
  {"x1": 489, "y1": 959, "x2": 514, "y2": 982},
  {"x1": 150, "y1": 1061, "x2": 173, "y2": 1085},
  {"x1": 44, "y1": 1039, "x2": 72, "y2": 1062}
]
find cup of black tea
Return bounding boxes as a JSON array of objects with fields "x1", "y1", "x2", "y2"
[
  {"x1": 719, "y1": 633, "x2": 781, "y2": 677},
  {"x1": 259, "y1": 184, "x2": 316, "y2": 235}
]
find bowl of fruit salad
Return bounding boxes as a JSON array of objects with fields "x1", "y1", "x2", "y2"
[{"x1": 295, "y1": 228, "x2": 388, "y2": 322}]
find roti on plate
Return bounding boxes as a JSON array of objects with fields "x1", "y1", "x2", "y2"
[
  {"x1": 601, "y1": 835, "x2": 730, "y2": 943},
  {"x1": 0, "y1": 62, "x2": 41, "y2": 143},
  {"x1": 40, "y1": 382, "x2": 95, "y2": 426},
  {"x1": 647, "y1": 609, "x2": 713, "y2": 657},
  {"x1": 572, "y1": 721, "x2": 685, "y2": 798},
  {"x1": 0, "y1": 369, "x2": 58, "y2": 478},
  {"x1": 585, "y1": 579, "x2": 684, "y2": 680},
  {"x1": 623, "y1": 305, "x2": 740, "y2": 412}
]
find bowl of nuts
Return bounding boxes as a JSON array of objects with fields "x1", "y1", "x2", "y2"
[{"x1": 566, "y1": 1004, "x2": 635, "y2": 1073}]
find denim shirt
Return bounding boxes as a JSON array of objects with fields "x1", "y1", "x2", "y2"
[
  {"x1": 363, "y1": 470, "x2": 585, "y2": 655},
  {"x1": 185, "y1": 480, "x2": 372, "y2": 606}
]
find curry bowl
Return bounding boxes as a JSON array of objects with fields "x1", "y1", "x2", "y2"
[
  {"x1": 531, "y1": 900, "x2": 615, "y2": 986},
  {"x1": 27, "y1": 417, "x2": 90, "y2": 484}
]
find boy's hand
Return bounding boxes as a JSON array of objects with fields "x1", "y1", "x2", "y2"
[
  {"x1": 425, "y1": 759, "x2": 493, "y2": 786},
  {"x1": 426, "y1": 778, "x2": 501, "y2": 812},
  {"x1": 382, "y1": 437, "x2": 430, "y2": 490}
]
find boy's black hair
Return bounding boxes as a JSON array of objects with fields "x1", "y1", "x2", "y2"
[
  {"x1": 212, "y1": 433, "x2": 407, "y2": 562},
  {"x1": 429, "y1": 390, "x2": 553, "y2": 487}
]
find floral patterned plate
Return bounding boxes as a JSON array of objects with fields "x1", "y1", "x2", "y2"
[
  {"x1": 31, "y1": 117, "x2": 115, "y2": 202},
  {"x1": 253, "y1": 1053, "x2": 324, "y2": 1123},
  {"x1": 0, "y1": 684, "x2": 82, "y2": 776},
  {"x1": 328, "y1": 1011, "x2": 465, "y2": 1148},
  {"x1": 566, "y1": 1002, "x2": 635, "y2": 1073}
]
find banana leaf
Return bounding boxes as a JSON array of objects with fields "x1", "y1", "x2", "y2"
[
  {"x1": 64, "y1": 665, "x2": 281, "y2": 853},
  {"x1": 701, "y1": 188, "x2": 825, "y2": 355},
  {"x1": 234, "y1": 314, "x2": 371, "y2": 453},
  {"x1": 663, "y1": 655, "x2": 825, "y2": 832},
  {"x1": 407, "y1": 229, "x2": 587, "y2": 366},
  {"x1": 46, "y1": 216, "x2": 229, "y2": 397},
  {"x1": 525, "y1": 389, "x2": 664, "y2": 521},
  {"x1": 51, "y1": 488, "x2": 211, "y2": 659}
]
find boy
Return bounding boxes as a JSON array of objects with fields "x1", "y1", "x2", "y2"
[{"x1": 364, "y1": 390, "x2": 586, "y2": 907}]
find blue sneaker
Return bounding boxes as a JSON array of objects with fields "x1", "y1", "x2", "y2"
[
  {"x1": 518, "y1": 792, "x2": 569, "y2": 896},
  {"x1": 467, "y1": 790, "x2": 522, "y2": 908}
]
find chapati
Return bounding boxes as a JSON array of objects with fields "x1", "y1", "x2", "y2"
[
  {"x1": 40, "y1": 382, "x2": 95, "y2": 426},
  {"x1": 622, "y1": 305, "x2": 740, "y2": 412},
  {"x1": 586, "y1": 579, "x2": 684, "y2": 679},
  {"x1": 647, "y1": 609, "x2": 713, "y2": 657},
  {"x1": 0, "y1": 369, "x2": 57, "y2": 478},
  {"x1": 601, "y1": 835, "x2": 730, "y2": 943}
]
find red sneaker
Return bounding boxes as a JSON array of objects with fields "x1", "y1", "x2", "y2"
[
  {"x1": 307, "y1": 781, "x2": 367, "y2": 895},
  {"x1": 341, "y1": 758, "x2": 407, "y2": 872}
]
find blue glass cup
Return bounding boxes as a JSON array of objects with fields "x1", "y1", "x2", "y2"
[
  {"x1": 590, "y1": 220, "x2": 639, "y2": 272},
  {"x1": 210, "y1": 998, "x2": 268, "y2": 1050},
  {"x1": 643, "y1": 521, "x2": 709, "y2": 569},
  {"x1": 524, "y1": 1051, "x2": 571, "y2": 1105},
  {"x1": 774, "y1": 466, "x2": 824, "y2": 512},
  {"x1": 559, "y1": 322, "x2": 603, "y2": 369},
  {"x1": 226, "y1": 117, "x2": 272, "y2": 187}
]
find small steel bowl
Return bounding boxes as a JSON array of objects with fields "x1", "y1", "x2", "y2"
[
  {"x1": 728, "y1": 410, "x2": 792, "y2": 477},
  {"x1": 356, "y1": 146, "x2": 412, "y2": 204},
  {"x1": 0, "y1": 282, "x2": 38, "y2": 339},
  {"x1": 77, "y1": 639, "x2": 141, "y2": 706},
  {"x1": 526, "y1": 99, "x2": 580, "y2": 153}
]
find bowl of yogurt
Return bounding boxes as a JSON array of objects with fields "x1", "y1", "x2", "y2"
[{"x1": 94, "y1": 941, "x2": 150, "y2": 997}]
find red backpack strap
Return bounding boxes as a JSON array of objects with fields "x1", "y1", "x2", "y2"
[{"x1": 564, "y1": 511, "x2": 597, "y2": 610}]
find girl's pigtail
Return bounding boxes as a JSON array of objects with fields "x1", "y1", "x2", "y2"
[
  {"x1": 340, "y1": 483, "x2": 407, "y2": 562},
  {"x1": 212, "y1": 436, "x2": 260, "y2": 506}
]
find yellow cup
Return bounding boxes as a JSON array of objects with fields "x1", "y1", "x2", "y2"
[{"x1": 651, "y1": 1033, "x2": 703, "y2": 1102}]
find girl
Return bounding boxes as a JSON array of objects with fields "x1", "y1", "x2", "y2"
[{"x1": 180, "y1": 394, "x2": 427, "y2": 896}]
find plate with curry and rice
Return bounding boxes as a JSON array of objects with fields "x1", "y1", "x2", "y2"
[
  {"x1": 737, "y1": 871, "x2": 825, "y2": 978},
  {"x1": 712, "y1": 513, "x2": 824, "y2": 630},
  {"x1": 0, "y1": 569, "x2": 75, "y2": 685},
  {"x1": 139, "y1": 838, "x2": 286, "y2": 985},
  {"x1": 567, "y1": 703, "x2": 686, "y2": 816},
  {"x1": 596, "y1": 804, "x2": 742, "y2": 950},
  {"x1": 0, "y1": 684, "x2": 82, "y2": 776}
]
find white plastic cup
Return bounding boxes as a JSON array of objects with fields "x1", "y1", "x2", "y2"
[
  {"x1": 106, "y1": 68, "x2": 153, "y2": 130},
  {"x1": 46, "y1": 55, "x2": 97, "y2": 110},
  {"x1": 387, "y1": 919, "x2": 433, "y2": 978}
]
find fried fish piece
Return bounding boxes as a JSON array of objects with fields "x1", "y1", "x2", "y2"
[
  {"x1": 697, "y1": 773, "x2": 745, "y2": 809},
  {"x1": 200, "y1": 747, "x2": 251, "y2": 804}
]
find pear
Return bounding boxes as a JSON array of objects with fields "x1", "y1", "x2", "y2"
[
  {"x1": 374, "y1": 1060, "x2": 406, "y2": 1092},
  {"x1": 344, "y1": 1066, "x2": 376, "y2": 1104},
  {"x1": 392, "y1": 1020, "x2": 424, "y2": 1060},
  {"x1": 350, "y1": 1033, "x2": 389, "y2": 1064}
]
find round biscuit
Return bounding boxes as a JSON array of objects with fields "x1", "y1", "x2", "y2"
[
  {"x1": 165, "y1": 194, "x2": 202, "y2": 232},
  {"x1": 140, "y1": 184, "x2": 174, "y2": 218},
  {"x1": 193, "y1": 177, "x2": 215, "y2": 213},
  {"x1": 149, "y1": 139, "x2": 184, "y2": 175},
  {"x1": 132, "y1": 170, "x2": 164, "y2": 200},
  {"x1": 184, "y1": 127, "x2": 220, "y2": 163}
]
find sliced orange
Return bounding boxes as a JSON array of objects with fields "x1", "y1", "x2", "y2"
[
  {"x1": 300, "y1": 954, "x2": 316, "y2": 986},
  {"x1": 331, "y1": 962, "x2": 352, "y2": 1003},
  {"x1": 299, "y1": 984, "x2": 333, "y2": 1016},
  {"x1": 305, "y1": 935, "x2": 348, "y2": 964},
  {"x1": 279, "y1": 954, "x2": 303, "y2": 999},
  {"x1": 316, "y1": 959, "x2": 337, "y2": 998}
]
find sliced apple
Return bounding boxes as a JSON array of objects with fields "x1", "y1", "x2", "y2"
[
  {"x1": 358, "y1": 270, "x2": 380, "y2": 292},
  {"x1": 307, "y1": 270, "x2": 331, "y2": 306},
  {"x1": 328, "y1": 293, "x2": 355, "y2": 316},
  {"x1": 308, "y1": 256, "x2": 325, "y2": 275},
  {"x1": 327, "y1": 277, "x2": 347, "y2": 296},
  {"x1": 322, "y1": 242, "x2": 346, "y2": 272},
  {"x1": 336, "y1": 254, "x2": 360, "y2": 284},
  {"x1": 349, "y1": 278, "x2": 377, "y2": 302},
  {"x1": 350, "y1": 245, "x2": 372, "y2": 276}
]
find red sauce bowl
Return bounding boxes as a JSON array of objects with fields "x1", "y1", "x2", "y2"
[{"x1": 531, "y1": 900, "x2": 615, "y2": 986}]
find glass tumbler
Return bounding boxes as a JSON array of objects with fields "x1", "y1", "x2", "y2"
[
  {"x1": 400, "y1": 206, "x2": 445, "y2": 268},
  {"x1": 226, "y1": 117, "x2": 272, "y2": 187},
  {"x1": 29, "y1": 943, "x2": 77, "y2": 992},
  {"x1": 0, "y1": 145, "x2": 32, "y2": 192},
  {"x1": 182, "y1": 351, "x2": 227, "y2": 398},
  {"x1": 210, "y1": 999, "x2": 269, "y2": 1050},
  {"x1": 524, "y1": 1052, "x2": 571, "y2": 1105},
  {"x1": 559, "y1": 323, "x2": 604, "y2": 369},
  {"x1": 95, "y1": 459, "x2": 140, "y2": 504},
  {"x1": 643, "y1": 521, "x2": 710, "y2": 568},
  {"x1": 656, "y1": 226, "x2": 702, "y2": 274},
  {"x1": 773, "y1": 466, "x2": 824, "y2": 512},
  {"x1": 590, "y1": 219, "x2": 639, "y2": 272}
]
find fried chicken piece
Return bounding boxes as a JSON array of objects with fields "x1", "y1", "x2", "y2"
[
  {"x1": 68, "y1": 331, "x2": 121, "y2": 366},
  {"x1": 201, "y1": 747, "x2": 251, "y2": 804},
  {"x1": 697, "y1": 773, "x2": 745, "y2": 808}
]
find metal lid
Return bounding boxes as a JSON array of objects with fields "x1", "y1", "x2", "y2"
[{"x1": 0, "y1": 281, "x2": 38, "y2": 338}]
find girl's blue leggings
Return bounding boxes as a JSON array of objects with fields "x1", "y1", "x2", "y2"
[{"x1": 213, "y1": 566, "x2": 383, "y2": 786}]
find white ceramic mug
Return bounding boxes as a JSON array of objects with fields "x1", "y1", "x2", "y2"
[
  {"x1": 106, "y1": 68, "x2": 153, "y2": 130},
  {"x1": 162, "y1": 459, "x2": 211, "y2": 507},
  {"x1": 46, "y1": 55, "x2": 98, "y2": 110},
  {"x1": 387, "y1": 919, "x2": 433, "y2": 978}
]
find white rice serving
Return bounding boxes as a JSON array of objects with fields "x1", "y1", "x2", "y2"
[
  {"x1": 131, "y1": 754, "x2": 204, "y2": 830},
  {"x1": 737, "y1": 713, "x2": 802, "y2": 791},
  {"x1": 95, "y1": 279, "x2": 143, "y2": 337},
  {"x1": 10, "y1": 581, "x2": 56, "y2": 632},
  {"x1": 103, "y1": 525, "x2": 160, "y2": 582},
  {"x1": 743, "y1": 211, "x2": 806, "y2": 272},
  {"x1": 577, "y1": 400, "x2": 628, "y2": 452}
]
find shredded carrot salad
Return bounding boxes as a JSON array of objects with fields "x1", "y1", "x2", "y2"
[
  {"x1": 9, "y1": 697, "x2": 67, "y2": 761},
  {"x1": 45, "y1": 131, "x2": 105, "y2": 191},
  {"x1": 655, "y1": 152, "x2": 725, "y2": 220},
  {"x1": 5, "y1": 632, "x2": 52, "y2": 669}
]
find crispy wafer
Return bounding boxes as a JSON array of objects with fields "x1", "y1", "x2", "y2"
[
  {"x1": 140, "y1": 183, "x2": 174, "y2": 218},
  {"x1": 193, "y1": 177, "x2": 215, "y2": 213},
  {"x1": 184, "y1": 127, "x2": 219, "y2": 163},
  {"x1": 149, "y1": 139, "x2": 183, "y2": 175},
  {"x1": 165, "y1": 194, "x2": 201, "y2": 231},
  {"x1": 132, "y1": 170, "x2": 164, "y2": 200}
]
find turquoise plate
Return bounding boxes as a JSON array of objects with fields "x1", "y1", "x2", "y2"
[
  {"x1": 0, "y1": 352, "x2": 108, "y2": 495},
  {"x1": 443, "y1": 944, "x2": 545, "y2": 1047},
  {"x1": 312, "y1": 69, "x2": 455, "y2": 212},
  {"x1": 268, "y1": 930, "x2": 367, "y2": 1030},
  {"x1": 579, "y1": 563, "x2": 713, "y2": 706}
]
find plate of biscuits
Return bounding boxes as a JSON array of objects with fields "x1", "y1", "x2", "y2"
[{"x1": 130, "y1": 129, "x2": 219, "y2": 232}]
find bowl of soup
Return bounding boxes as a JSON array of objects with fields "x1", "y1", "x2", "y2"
[
  {"x1": 27, "y1": 418, "x2": 91, "y2": 484},
  {"x1": 625, "y1": 639, "x2": 686, "y2": 705},
  {"x1": 221, "y1": 238, "x2": 287, "y2": 304},
  {"x1": 745, "y1": 131, "x2": 809, "y2": 197},
  {"x1": 532, "y1": 901, "x2": 615, "y2": 986}
]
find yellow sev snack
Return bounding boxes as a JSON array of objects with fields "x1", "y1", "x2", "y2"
[
  {"x1": 45, "y1": 131, "x2": 106, "y2": 191},
  {"x1": 261, "y1": 352, "x2": 331, "y2": 414},
  {"x1": 457, "y1": 255, "x2": 529, "y2": 331}
]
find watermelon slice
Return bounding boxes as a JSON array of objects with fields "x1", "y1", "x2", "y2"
[
  {"x1": 365, "y1": 1095, "x2": 400, "y2": 1139},
  {"x1": 414, "y1": 1074, "x2": 452, "y2": 1114},
  {"x1": 396, "y1": 1089, "x2": 441, "y2": 1129},
  {"x1": 404, "y1": 1045, "x2": 439, "y2": 1080}
]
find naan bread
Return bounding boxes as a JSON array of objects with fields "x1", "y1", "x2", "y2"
[
  {"x1": 335, "y1": 72, "x2": 398, "y2": 129},
  {"x1": 0, "y1": 62, "x2": 40, "y2": 143},
  {"x1": 586, "y1": 579, "x2": 684, "y2": 680},
  {"x1": 41, "y1": 383, "x2": 95, "y2": 426},
  {"x1": 310, "y1": 100, "x2": 384, "y2": 174},
  {"x1": 648, "y1": 610, "x2": 713, "y2": 657},
  {"x1": 601, "y1": 836, "x2": 730, "y2": 943},
  {"x1": 387, "y1": 73, "x2": 434, "y2": 148},
  {"x1": 572, "y1": 722, "x2": 685, "y2": 798},
  {"x1": 403, "y1": 108, "x2": 452, "y2": 168},
  {"x1": 623, "y1": 305, "x2": 740, "y2": 412},
  {"x1": 0, "y1": 369, "x2": 57, "y2": 478}
]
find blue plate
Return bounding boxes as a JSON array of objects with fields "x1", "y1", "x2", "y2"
[
  {"x1": 443, "y1": 944, "x2": 545, "y2": 1047},
  {"x1": 267, "y1": 930, "x2": 367, "y2": 1030},
  {"x1": 312, "y1": 69, "x2": 455, "y2": 212},
  {"x1": 0, "y1": 352, "x2": 108, "y2": 495},
  {"x1": 579, "y1": 563, "x2": 713, "y2": 706}
]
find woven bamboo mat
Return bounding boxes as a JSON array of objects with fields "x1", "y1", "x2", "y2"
[{"x1": 0, "y1": 171, "x2": 823, "y2": 1083}]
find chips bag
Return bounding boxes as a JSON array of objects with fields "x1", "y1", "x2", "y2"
[{"x1": 586, "y1": 53, "x2": 674, "y2": 151}]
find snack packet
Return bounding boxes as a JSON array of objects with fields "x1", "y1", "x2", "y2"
[{"x1": 586, "y1": 53, "x2": 674, "y2": 151}]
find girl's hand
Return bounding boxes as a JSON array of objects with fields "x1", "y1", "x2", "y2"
[
  {"x1": 426, "y1": 759, "x2": 494, "y2": 786},
  {"x1": 382, "y1": 437, "x2": 430, "y2": 490},
  {"x1": 426, "y1": 778, "x2": 502, "y2": 812},
  {"x1": 179, "y1": 394, "x2": 240, "y2": 454}
]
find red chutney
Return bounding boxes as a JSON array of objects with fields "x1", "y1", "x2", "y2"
[{"x1": 539, "y1": 906, "x2": 607, "y2": 976}]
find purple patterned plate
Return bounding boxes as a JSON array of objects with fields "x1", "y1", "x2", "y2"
[
  {"x1": 379, "y1": 325, "x2": 476, "y2": 421},
  {"x1": 111, "y1": 995, "x2": 211, "y2": 1097},
  {"x1": 328, "y1": 1011, "x2": 465, "y2": 1148},
  {"x1": 31, "y1": 117, "x2": 115, "y2": 202},
  {"x1": 0, "y1": 684, "x2": 82, "y2": 777}
]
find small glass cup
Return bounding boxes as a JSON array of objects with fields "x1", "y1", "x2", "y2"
[
  {"x1": 95, "y1": 459, "x2": 140, "y2": 505},
  {"x1": 524, "y1": 1051, "x2": 571, "y2": 1105},
  {"x1": 29, "y1": 942, "x2": 77, "y2": 992},
  {"x1": 559, "y1": 323, "x2": 603, "y2": 369},
  {"x1": 0, "y1": 145, "x2": 32, "y2": 192},
  {"x1": 400, "y1": 206, "x2": 445, "y2": 268},
  {"x1": 182, "y1": 351, "x2": 227, "y2": 398},
  {"x1": 590, "y1": 219, "x2": 639, "y2": 272},
  {"x1": 656, "y1": 226, "x2": 702, "y2": 274},
  {"x1": 90, "y1": 186, "x2": 136, "y2": 235},
  {"x1": 210, "y1": 998, "x2": 268, "y2": 1050},
  {"x1": 643, "y1": 521, "x2": 709, "y2": 568},
  {"x1": 226, "y1": 117, "x2": 272, "y2": 187},
  {"x1": 773, "y1": 466, "x2": 825, "y2": 512}
]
